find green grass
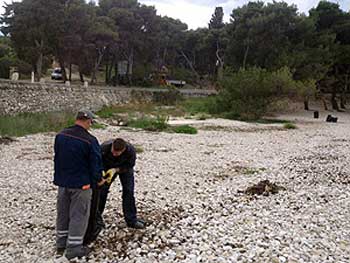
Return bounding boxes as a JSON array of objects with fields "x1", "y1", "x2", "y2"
[
  {"x1": 128, "y1": 116, "x2": 169, "y2": 132},
  {"x1": 96, "y1": 104, "x2": 185, "y2": 119},
  {"x1": 91, "y1": 123, "x2": 106, "y2": 129},
  {"x1": 178, "y1": 97, "x2": 215, "y2": 115},
  {"x1": 251, "y1": 118, "x2": 291, "y2": 124},
  {"x1": 171, "y1": 125, "x2": 198, "y2": 134},
  {"x1": 0, "y1": 112, "x2": 75, "y2": 137},
  {"x1": 126, "y1": 116, "x2": 198, "y2": 135},
  {"x1": 0, "y1": 112, "x2": 106, "y2": 137},
  {"x1": 283, "y1": 122, "x2": 297, "y2": 129}
]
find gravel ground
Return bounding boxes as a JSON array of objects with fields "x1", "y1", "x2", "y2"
[{"x1": 0, "y1": 109, "x2": 349, "y2": 263}]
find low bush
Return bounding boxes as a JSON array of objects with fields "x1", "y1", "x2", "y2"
[
  {"x1": 283, "y1": 122, "x2": 297, "y2": 129},
  {"x1": 171, "y1": 125, "x2": 198, "y2": 134},
  {"x1": 179, "y1": 96, "x2": 217, "y2": 115},
  {"x1": 128, "y1": 115, "x2": 169, "y2": 131}
]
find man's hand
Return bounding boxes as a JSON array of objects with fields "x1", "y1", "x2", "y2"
[
  {"x1": 97, "y1": 178, "x2": 106, "y2": 187},
  {"x1": 102, "y1": 168, "x2": 119, "y2": 184}
]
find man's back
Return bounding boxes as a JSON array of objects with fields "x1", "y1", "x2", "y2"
[{"x1": 54, "y1": 125, "x2": 101, "y2": 188}]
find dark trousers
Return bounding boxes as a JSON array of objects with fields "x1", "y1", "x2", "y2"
[
  {"x1": 83, "y1": 188, "x2": 101, "y2": 244},
  {"x1": 98, "y1": 169, "x2": 137, "y2": 226}
]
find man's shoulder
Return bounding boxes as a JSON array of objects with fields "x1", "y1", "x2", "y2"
[
  {"x1": 57, "y1": 125, "x2": 97, "y2": 145},
  {"x1": 126, "y1": 143, "x2": 136, "y2": 155}
]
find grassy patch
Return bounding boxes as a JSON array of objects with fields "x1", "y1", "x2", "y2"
[
  {"x1": 97, "y1": 104, "x2": 185, "y2": 119},
  {"x1": 128, "y1": 116, "x2": 169, "y2": 132},
  {"x1": 254, "y1": 118, "x2": 291, "y2": 124},
  {"x1": 178, "y1": 97, "x2": 216, "y2": 115},
  {"x1": 0, "y1": 112, "x2": 75, "y2": 137},
  {"x1": 283, "y1": 122, "x2": 297, "y2": 129},
  {"x1": 91, "y1": 123, "x2": 106, "y2": 129},
  {"x1": 171, "y1": 125, "x2": 198, "y2": 134}
]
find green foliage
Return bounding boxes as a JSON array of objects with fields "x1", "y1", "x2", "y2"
[
  {"x1": 0, "y1": 112, "x2": 75, "y2": 137},
  {"x1": 96, "y1": 106, "x2": 121, "y2": 118},
  {"x1": 216, "y1": 67, "x2": 297, "y2": 120},
  {"x1": 128, "y1": 115, "x2": 169, "y2": 132},
  {"x1": 283, "y1": 123, "x2": 297, "y2": 129},
  {"x1": 91, "y1": 122, "x2": 106, "y2": 129},
  {"x1": 171, "y1": 125, "x2": 198, "y2": 134},
  {"x1": 179, "y1": 97, "x2": 217, "y2": 115}
]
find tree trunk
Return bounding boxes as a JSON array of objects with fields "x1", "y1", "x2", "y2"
[
  {"x1": 107, "y1": 57, "x2": 115, "y2": 85},
  {"x1": 34, "y1": 39, "x2": 44, "y2": 82},
  {"x1": 126, "y1": 48, "x2": 134, "y2": 86},
  {"x1": 91, "y1": 48, "x2": 105, "y2": 84},
  {"x1": 69, "y1": 63, "x2": 72, "y2": 82},
  {"x1": 243, "y1": 44, "x2": 249, "y2": 70},
  {"x1": 79, "y1": 69, "x2": 84, "y2": 83},
  {"x1": 215, "y1": 40, "x2": 224, "y2": 82},
  {"x1": 322, "y1": 97, "x2": 328, "y2": 111},
  {"x1": 35, "y1": 52, "x2": 43, "y2": 82},
  {"x1": 331, "y1": 88, "x2": 339, "y2": 111},
  {"x1": 341, "y1": 73, "x2": 349, "y2": 108},
  {"x1": 58, "y1": 56, "x2": 67, "y2": 82},
  {"x1": 180, "y1": 50, "x2": 200, "y2": 81}
]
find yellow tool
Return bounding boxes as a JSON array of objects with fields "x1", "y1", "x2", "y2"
[{"x1": 102, "y1": 168, "x2": 118, "y2": 184}]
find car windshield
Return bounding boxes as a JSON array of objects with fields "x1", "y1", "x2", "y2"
[{"x1": 53, "y1": 69, "x2": 62, "y2": 74}]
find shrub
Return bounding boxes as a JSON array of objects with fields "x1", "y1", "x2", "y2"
[
  {"x1": 171, "y1": 125, "x2": 198, "y2": 134},
  {"x1": 283, "y1": 122, "x2": 297, "y2": 129},
  {"x1": 128, "y1": 115, "x2": 169, "y2": 131},
  {"x1": 180, "y1": 96, "x2": 217, "y2": 115},
  {"x1": 216, "y1": 67, "x2": 297, "y2": 120}
]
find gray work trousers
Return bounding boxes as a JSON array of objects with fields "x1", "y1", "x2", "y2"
[{"x1": 56, "y1": 187, "x2": 92, "y2": 250}]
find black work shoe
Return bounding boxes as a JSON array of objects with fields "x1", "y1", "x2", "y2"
[
  {"x1": 128, "y1": 220, "x2": 146, "y2": 229},
  {"x1": 65, "y1": 246, "x2": 91, "y2": 260},
  {"x1": 56, "y1": 247, "x2": 65, "y2": 256}
]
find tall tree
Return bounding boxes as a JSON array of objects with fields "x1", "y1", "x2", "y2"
[
  {"x1": 1, "y1": 0, "x2": 64, "y2": 81},
  {"x1": 209, "y1": 7, "x2": 224, "y2": 29}
]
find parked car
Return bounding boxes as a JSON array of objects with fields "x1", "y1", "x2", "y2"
[{"x1": 51, "y1": 68, "x2": 63, "y2": 80}]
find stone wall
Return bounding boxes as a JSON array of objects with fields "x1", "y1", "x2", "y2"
[{"x1": 0, "y1": 80, "x2": 216, "y2": 115}]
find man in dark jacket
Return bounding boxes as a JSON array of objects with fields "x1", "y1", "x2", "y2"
[
  {"x1": 54, "y1": 110, "x2": 105, "y2": 260},
  {"x1": 97, "y1": 138, "x2": 145, "y2": 229}
]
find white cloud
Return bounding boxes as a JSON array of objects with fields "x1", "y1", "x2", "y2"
[
  {"x1": 141, "y1": 0, "x2": 350, "y2": 29},
  {"x1": 141, "y1": 0, "x2": 215, "y2": 29}
]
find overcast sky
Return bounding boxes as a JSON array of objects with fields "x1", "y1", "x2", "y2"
[{"x1": 1, "y1": 0, "x2": 349, "y2": 29}]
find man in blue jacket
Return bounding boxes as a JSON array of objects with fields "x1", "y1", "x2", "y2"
[
  {"x1": 97, "y1": 138, "x2": 145, "y2": 230},
  {"x1": 54, "y1": 110, "x2": 105, "y2": 260}
]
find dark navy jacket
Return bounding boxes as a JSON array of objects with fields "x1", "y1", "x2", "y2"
[
  {"x1": 101, "y1": 140, "x2": 136, "y2": 173},
  {"x1": 54, "y1": 125, "x2": 103, "y2": 189}
]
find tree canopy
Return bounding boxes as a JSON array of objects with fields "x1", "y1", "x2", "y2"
[{"x1": 0, "y1": 0, "x2": 349, "y2": 110}]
